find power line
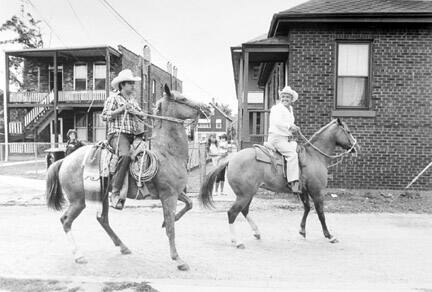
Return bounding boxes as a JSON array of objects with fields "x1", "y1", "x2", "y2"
[
  {"x1": 25, "y1": 0, "x2": 69, "y2": 47},
  {"x1": 65, "y1": 0, "x2": 90, "y2": 41},
  {"x1": 98, "y1": 0, "x2": 216, "y2": 100}
]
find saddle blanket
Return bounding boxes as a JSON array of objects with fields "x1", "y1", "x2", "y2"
[{"x1": 82, "y1": 138, "x2": 153, "y2": 200}]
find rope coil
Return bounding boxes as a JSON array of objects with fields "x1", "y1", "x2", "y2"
[{"x1": 129, "y1": 150, "x2": 159, "y2": 185}]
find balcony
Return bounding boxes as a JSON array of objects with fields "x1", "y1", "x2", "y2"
[{"x1": 9, "y1": 90, "x2": 107, "y2": 104}]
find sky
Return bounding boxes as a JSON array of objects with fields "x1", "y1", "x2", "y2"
[{"x1": 0, "y1": 0, "x2": 307, "y2": 111}]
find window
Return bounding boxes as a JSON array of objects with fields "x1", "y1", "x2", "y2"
[
  {"x1": 198, "y1": 118, "x2": 210, "y2": 129},
  {"x1": 143, "y1": 74, "x2": 147, "y2": 90},
  {"x1": 249, "y1": 112, "x2": 263, "y2": 135},
  {"x1": 252, "y1": 65, "x2": 260, "y2": 80},
  {"x1": 74, "y1": 64, "x2": 87, "y2": 91},
  {"x1": 152, "y1": 80, "x2": 156, "y2": 95},
  {"x1": 216, "y1": 119, "x2": 222, "y2": 129},
  {"x1": 336, "y1": 43, "x2": 370, "y2": 108},
  {"x1": 93, "y1": 63, "x2": 106, "y2": 90}
]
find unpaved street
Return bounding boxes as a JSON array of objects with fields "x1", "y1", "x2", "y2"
[{"x1": 0, "y1": 204, "x2": 431, "y2": 290}]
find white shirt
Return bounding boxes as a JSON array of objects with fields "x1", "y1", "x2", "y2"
[{"x1": 268, "y1": 102, "x2": 295, "y2": 137}]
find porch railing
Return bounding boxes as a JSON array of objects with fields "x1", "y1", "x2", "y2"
[
  {"x1": 59, "y1": 90, "x2": 106, "y2": 102},
  {"x1": 9, "y1": 90, "x2": 107, "y2": 103},
  {"x1": 9, "y1": 92, "x2": 48, "y2": 103}
]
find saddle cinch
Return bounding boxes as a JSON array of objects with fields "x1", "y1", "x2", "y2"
[
  {"x1": 253, "y1": 142, "x2": 305, "y2": 179},
  {"x1": 81, "y1": 138, "x2": 158, "y2": 201}
]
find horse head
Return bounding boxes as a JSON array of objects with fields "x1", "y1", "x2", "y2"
[
  {"x1": 333, "y1": 118, "x2": 359, "y2": 155},
  {"x1": 154, "y1": 84, "x2": 211, "y2": 121}
]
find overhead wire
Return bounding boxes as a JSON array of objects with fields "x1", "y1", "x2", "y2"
[{"x1": 99, "y1": 0, "x2": 216, "y2": 101}]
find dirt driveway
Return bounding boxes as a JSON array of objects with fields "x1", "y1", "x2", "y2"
[{"x1": 0, "y1": 204, "x2": 431, "y2": 291}]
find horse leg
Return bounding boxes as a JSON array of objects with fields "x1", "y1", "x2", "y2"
[
  {"x1": 96, "y1": 197, "x2": 131, "y2": 255},
  {"x1": 161, "y1": 192, "x2": 192, "y2": 228},
  {"x1": 241, "y1": 198, "x2": 261, "y2": 240},
  {"x1": 60, "y1": 199, "x2": 86, "y2": 264},
  {"x1": 228, "y1": 196, "x2": 250, "y2": 249},
  {"x1": 312, "y1": 192, "x2": 338, "y2": 243},
  {"x1": 161, "y1": 194, "x2": 189, "y2": 271},
  {"x1": 299, "y1": 192, "x2": 311, "y2": 238}
]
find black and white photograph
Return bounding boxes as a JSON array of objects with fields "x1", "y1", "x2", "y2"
[{"x1": 0, "y1": 0, "x2": 431, "y2": 291}]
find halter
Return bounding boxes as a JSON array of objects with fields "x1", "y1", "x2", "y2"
[{"x1": 299, "y1": 121, "x2": 358, "y2": 162}]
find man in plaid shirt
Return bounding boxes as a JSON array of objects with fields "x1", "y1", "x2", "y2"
[{"x1": 102, "y1": 69, "x2": 146, "y2": 210}]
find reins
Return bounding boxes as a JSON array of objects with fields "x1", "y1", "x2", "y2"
[{"x1": 298, "y1": 126, "x2": 357, "y2": 168}]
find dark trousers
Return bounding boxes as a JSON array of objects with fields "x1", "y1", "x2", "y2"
[{"x1": 108, "y1": 133, "x2": 134, "y2": 196}]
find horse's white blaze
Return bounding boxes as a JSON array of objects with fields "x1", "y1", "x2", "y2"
[{"x1": 246, "y1": 215, "x2": 260, "y2": 235}]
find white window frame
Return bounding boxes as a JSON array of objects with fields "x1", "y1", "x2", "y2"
[
  {"x1": 73, "y1": 63, "x2": 88, "y2": 91},
  {"x1": 336, "y1": 42, "x2": 371, "y2": 109},
  {"x1": 216, "y1": 119, "x2": 222, "y2": 129},
  {"x1": 93, "y1": 62, "x2": 106, "y2": 91},
  {"x1": 198, "y1": 119, "x2": 211, "y2": 129}
]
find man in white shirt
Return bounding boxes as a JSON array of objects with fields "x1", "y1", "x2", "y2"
[{"x1": 268, "y1": 86, "x2": 300, "y2": 193}]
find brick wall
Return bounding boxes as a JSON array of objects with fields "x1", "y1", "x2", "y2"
[{"x1": 283, "y1": 23, "x2": 432, "y2": 189}]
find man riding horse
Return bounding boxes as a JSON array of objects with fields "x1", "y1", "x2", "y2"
[
  {"x1": 101, "y1": 69, "x2": 147, "y2": 210},
  {"x1": 268, "y1": 85, "x2": 301, "y2": 194}
]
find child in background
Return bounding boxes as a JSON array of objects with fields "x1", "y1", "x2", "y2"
[
  {"x1": 207, "y1": 133, "x2": 219, "y2": 166},
  {"x1": 215, "y1": 134, "x2": 229, "y2": 196}
]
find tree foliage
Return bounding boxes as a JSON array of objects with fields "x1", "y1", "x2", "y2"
[
  {"x1": 0, "y1": 10, "x2": 44, "y2": 88},
  {"x1": 214, "y1": 102, "x2": 233, "y2": 117}
]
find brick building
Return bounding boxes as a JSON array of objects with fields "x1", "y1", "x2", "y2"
[
  {"x1": 196, "y1": 102, "x2": 233, "y2": 143},
  {"x1": 3, "y1": 45, "x2": 182, "y2": 143},
  {"x1": 231, "y1": 0, "x2": 432, "y2": 189}
]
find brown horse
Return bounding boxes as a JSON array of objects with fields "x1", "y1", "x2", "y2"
[
  {"x1": 199, "y1": 119, "x2": 358, "y2": 248},
  {"x1": 46, "y1": 85, "x2": 211, "y2": 270}
]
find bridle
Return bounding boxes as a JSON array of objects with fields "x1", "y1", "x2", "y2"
[{"x1": 299, "y1": 121, "x2": 358, "y2": 163}]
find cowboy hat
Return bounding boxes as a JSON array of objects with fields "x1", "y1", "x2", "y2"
[
  {"x1": 278, "y1": 86, "x2": 298, "y2": 102},
  {"x1": 67, "y1": 129, "x2": 77, "y2": 137},
  {"x1": 111, "y1": 69, "x2": 141, "y2": 89}
]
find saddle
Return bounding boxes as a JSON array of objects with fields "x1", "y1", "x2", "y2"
[
  {"x1": 253, "y1": 142, "x2": 305, "y2": 179},
  {"x1": 82, "y1": 138, "x2": 158, "y2": 201}
]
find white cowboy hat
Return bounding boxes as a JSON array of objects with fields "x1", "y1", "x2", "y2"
[
  {"x1": 111, "y1": 69, "x2": 141, "y2": 89},
  {"x1": 278, "y1": 86, "x2": 298, "y2": 102}
]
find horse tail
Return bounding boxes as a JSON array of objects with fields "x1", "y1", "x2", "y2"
[
  {"x1": 46, "y1": 159, "x2": 65, "y2": 211},
  {"x1": 199, "y1": 161, "x2": 229, "y2": 209}
]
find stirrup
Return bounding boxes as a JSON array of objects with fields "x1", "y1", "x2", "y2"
[{"x1": 110, "y1": 193, "x2": 125, "y2": 210}]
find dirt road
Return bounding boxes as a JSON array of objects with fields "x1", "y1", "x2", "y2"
[{"x1": 0, "y1": 205, "x2": 431, "y2": 291}]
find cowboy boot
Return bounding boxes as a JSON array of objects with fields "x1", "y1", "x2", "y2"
[{"x1": 110, "y1": 155, "x2": 131, "y2": 210}]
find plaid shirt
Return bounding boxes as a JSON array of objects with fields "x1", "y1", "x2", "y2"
[{"x1": 102, "y1": 92, "x2": 142, "y2": 136}]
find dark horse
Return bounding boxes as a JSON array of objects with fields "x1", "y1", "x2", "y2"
[
  {"x1": 199, "y1": 119, "x2": 358, "y2": 248},
  {"x1": 46, "y1": 85, "x2": 211, "y2": 270}
]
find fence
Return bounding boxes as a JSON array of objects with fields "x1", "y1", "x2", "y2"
[{"x1": 0, "y1": 142, "x2": 206, "y2": 164}]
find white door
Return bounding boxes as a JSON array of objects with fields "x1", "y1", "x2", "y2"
[{"x1": 50, "y1": 118, "x2": 63, "y2": 145}]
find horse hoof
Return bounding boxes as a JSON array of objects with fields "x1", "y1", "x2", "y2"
[
  {"x1": 75, "y1": 256, "x2": 88, "y2": 264},
  {"x1": 177, "y1": 263, "x2": 190, "y2": 271},
  {"x1": 236, "y1": 243, "x2": 246, "y2": 249},
  {"x1": 329, "y1": 237, "x2": 339, "y2": 244},
  {"x1": 120, "y1": 246, "x2": 132, "y2": 255},
  {"x1": 299, "y1": 231, "x2": 306, "y2": 238},
  {"x1": 254, "y1": 234, "x2": 261, "y2": 240}
]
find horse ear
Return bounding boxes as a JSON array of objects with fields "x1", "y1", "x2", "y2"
[
  {"x1": 164, "y1": 84, "x2": 172, "y2": 98},
  {"x1": 336, "y1": 118, "x2": 343, "y2": 126}
]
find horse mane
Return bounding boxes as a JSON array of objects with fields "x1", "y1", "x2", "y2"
[{"x1": 307, "y1": 119, "x2": 337, "y2": 143}]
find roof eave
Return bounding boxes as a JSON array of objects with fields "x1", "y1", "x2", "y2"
[{"x1": 269, "y1": 12, "x2": 432, "y2": 36}]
